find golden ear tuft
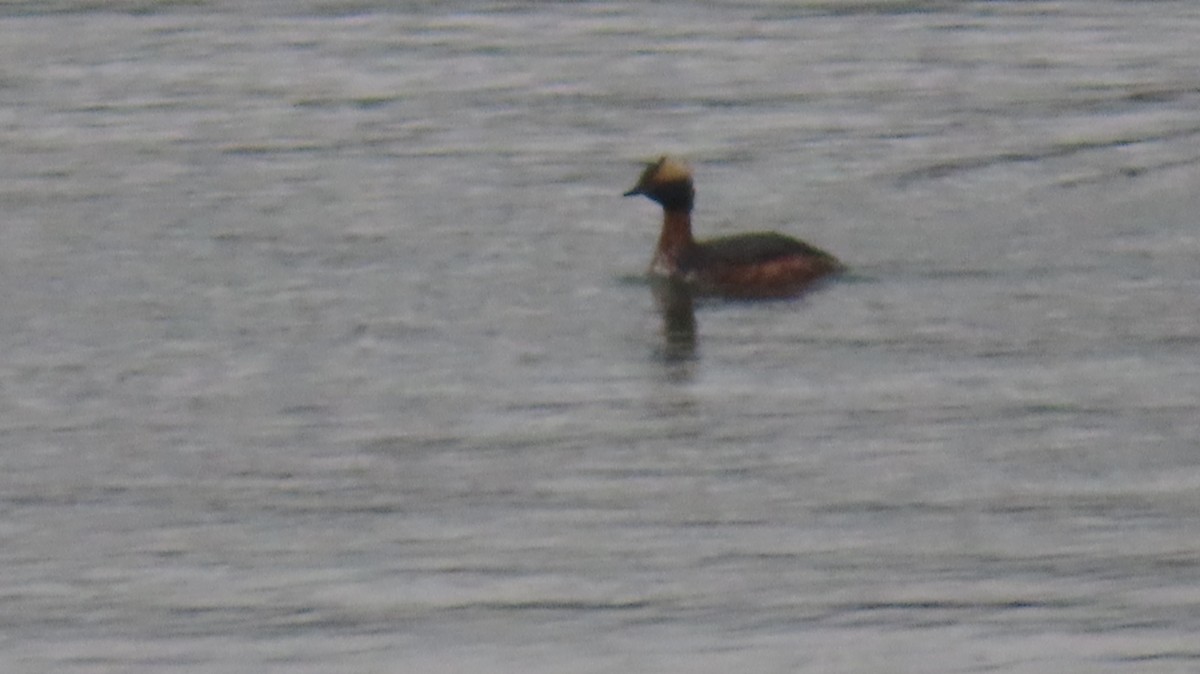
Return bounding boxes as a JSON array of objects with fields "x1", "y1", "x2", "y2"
[{"x1": 649, "y1": 156, "x2": 693, "y2": 184}]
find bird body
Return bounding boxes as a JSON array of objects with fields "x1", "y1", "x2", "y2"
[{"x1": 625, "y1": 156, "x2": 843, "y2": 298}]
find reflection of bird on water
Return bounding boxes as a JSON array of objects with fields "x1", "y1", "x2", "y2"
[{"x1": 651, "y1": 277, "x2": 697, "y2": 364}]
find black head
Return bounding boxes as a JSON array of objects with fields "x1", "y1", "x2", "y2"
[{"x1": 623, "y1": 156, "x2": 695, "y2": 212}]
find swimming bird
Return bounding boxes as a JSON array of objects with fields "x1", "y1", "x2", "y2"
[{"x1": 624, "y1": 156, "x2": 843, "y2": 298}]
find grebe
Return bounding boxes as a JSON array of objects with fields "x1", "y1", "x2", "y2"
[{"x1": 624, "y1": 156, "x2": 844, "y2": 298}]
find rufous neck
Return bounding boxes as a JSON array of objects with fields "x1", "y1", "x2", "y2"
[{"x1": 655, "y1": 209, "x2": 694, "y2": 258}]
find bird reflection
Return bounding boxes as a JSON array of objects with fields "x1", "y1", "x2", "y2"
[{"x1": 651, "y1": 277, "x2": 697, "y2": 364}]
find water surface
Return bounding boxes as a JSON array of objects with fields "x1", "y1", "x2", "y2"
[{"x1": 2, "y1": 2, "x2": 1200, "y2": 672}]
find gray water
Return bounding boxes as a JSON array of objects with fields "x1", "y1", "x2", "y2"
[{"x1": 3, "y1": 1, "x2": 1200, "y2": 672}]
